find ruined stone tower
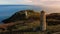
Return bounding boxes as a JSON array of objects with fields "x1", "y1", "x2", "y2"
[{"x1": 40, "y1": 10, "x2": 46, "y2": 31}]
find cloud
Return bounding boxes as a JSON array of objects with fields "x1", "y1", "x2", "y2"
[
  {"x1": 34, "y1": 0, "x2": 60, "y2": 8},
  {"x1": 0, "y1": 0, "x2": 33, "y2": 5},
  {"x1": 28, "y1": 0, "x2": 60, "y2": 7},
  {"x1": 40, "y1": 0, "x2": 60, "y2": 1},
  {"x1": 0, "y1": 0, "x2": 60, "y2": 7},
  {"x1": 40, "y1": 0, "x2": 60, "y2": 5}
]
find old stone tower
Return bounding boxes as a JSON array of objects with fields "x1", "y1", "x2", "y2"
[{"x1": 40, "y1": 10, "x2": 46, "y2": 31}]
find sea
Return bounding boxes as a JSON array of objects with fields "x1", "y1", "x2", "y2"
[{"x1": 0, "y1": 5, "x2": 43, "y2": 24}]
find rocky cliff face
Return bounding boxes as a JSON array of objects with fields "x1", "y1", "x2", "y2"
[
  {"x1": 1, "y1": 10, "x2": 60, "y2": 33},
  {"x1": 2, "y1": 10, "x2": 60, "y2": 25},
  {"x1": 2, "y1": 10, "x2": 40, "y2": 23},
  {"x1": 46, "y1": 13, "x2": 60, "y2": 25},
  {"x1": 47, "y1": 13, "x2": 60, "y2": 20}
]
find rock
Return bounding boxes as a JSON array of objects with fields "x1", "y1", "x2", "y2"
[{"x1": 2, "y1": 10, "x2": 40, "y2": 23}]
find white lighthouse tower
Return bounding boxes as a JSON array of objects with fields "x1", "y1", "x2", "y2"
[{"x1": 40, "y1": 10, "x2": 46, "y2": 31}]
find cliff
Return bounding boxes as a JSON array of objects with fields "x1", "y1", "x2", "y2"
[
  {"x1": 2, "y1": 10, "x2": 40, "y2": 23},
  {"x1": 2, "y1": 10, "x2": 60, "y2": 25},
  {"x1": 46, "y1": 13, "x2": 60, "y2": 25},
  {"x1": 0, "y1": 10, "x2": 60, "y2": 34}
]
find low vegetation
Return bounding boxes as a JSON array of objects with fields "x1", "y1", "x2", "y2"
[{"x1": 0, "y1": 10, "x2": 60, "y2": 34}]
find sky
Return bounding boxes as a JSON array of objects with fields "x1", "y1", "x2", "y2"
[
  {"x1": 0, "y1": 0, "x2": 60, "y2": 6},
  {"x1": 0, "y1": 0, "x2": 60, "y2": 8},
  {"x1": 0, "y1": 0, "x2": 60, "y2": 12}
]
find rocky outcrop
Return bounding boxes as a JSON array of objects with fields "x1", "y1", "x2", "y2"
[
  {"x1": 46, "y1": 13, "x2": 60, "y2": 20},
  {"x1": 2, "y1": 10, "x2": 40, "y2": 23},
  {"x1": 46, "y1": 13, "x2": 60, "y2": 25},
  {"x1": 2, "y1": 10, "x2": 60, "y2": 25}
]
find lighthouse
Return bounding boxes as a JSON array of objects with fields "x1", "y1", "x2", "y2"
[{"x1": 40, "y1": 10, "x2": 46, "y2": 31}]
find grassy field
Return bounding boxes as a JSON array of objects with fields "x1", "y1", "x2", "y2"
[{"x1": 0, "y1": 20, "x2": 60, "y2": 34}]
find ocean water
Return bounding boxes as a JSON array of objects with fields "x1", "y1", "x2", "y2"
[{"x1": 0, "y1": 5, "x2": 42, "y2": 23}]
